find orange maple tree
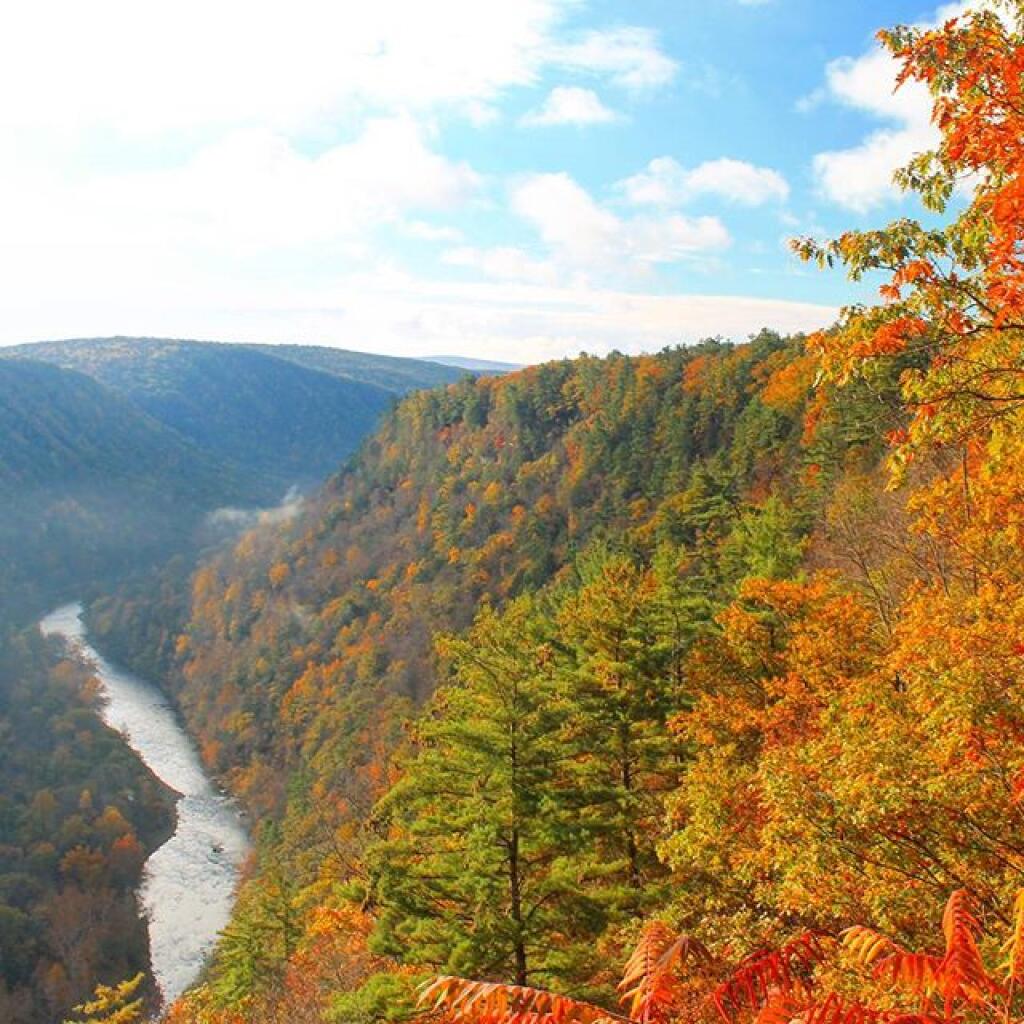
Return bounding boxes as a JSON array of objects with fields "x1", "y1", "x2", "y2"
[{"x1": 794, "y1": 3, "x2": 1024, "y2": 463}]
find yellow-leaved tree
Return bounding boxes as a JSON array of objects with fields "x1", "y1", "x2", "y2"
[{"x1": 62, "y1": 973, "x2": 144, "y2": 1024}]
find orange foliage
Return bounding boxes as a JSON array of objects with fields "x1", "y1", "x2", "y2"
[
  {"x1": 760, "y1": 353, "x2": 818, "y2": 414},
  {"x1": 424, "y1": 891, "x2": 1024, "y2": 1024}
]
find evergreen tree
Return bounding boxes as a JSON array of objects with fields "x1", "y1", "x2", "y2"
[
  {"x1": 212, "y1": 860, "x2": 302, "y2": 1004},
  {"x1": 368, "y1": 597, "x2": 601, "y2": 988},
  {"x1": 554, "y1": 554, "x2": 686, "y2": 915}
]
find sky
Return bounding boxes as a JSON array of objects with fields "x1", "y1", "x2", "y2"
[{"x1": 0, "y1": 0, "x2": 978, "y2": 362}]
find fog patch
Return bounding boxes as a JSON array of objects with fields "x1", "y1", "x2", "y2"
[
  {"x1": 288, "y1": 599, "x2": 315, "y2": 631},
  {"x1": 204, "y1": 486, "x2": 304, "y2": 536}
]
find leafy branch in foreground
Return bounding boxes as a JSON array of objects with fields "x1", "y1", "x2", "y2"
[
  {"x1": 792, "y1": 3, "x2": 1024, "y2": 468},
  {"x1": 418, "y1": 920, "x2": 828, "y2": 1024},
  {"x1": 420, "y1": 891, "x2": 1024, "y2": 1024}
]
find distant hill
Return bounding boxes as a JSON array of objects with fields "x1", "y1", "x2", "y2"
[
  {"x1": 3, "y1": 338, "x2": 398, "y2": 487},
  {"x1": 0, "y1": 359, "x2": 254, "y2": 621},
  {"x1": 0, "y1": 337, "x2": 475, "y2": 620},
  {"x1": 247, "y1": 343, "x2": 469, "y2": 393},
  {"x1": 426, "y1": 354, "x2": 521, "y2": 372},
  {"x1": 0, "y1": 359, "x2": 237, "y2": 491}
]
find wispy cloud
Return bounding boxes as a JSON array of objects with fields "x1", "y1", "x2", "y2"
[
  {"x1": 511, "y1": 172, "x2": 730, "y2": 273},
  {"x1": 547, "y1": 27, "x2": 679, "y2": 91}
]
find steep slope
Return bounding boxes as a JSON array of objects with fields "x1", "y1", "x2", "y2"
[
  {"x1": 4, "y1": 338, "x2": 396, "y2": 486},
  {"x1": 96, "y1": 333, "x2": 899, "y2": 1020},
  {"x1": 0, "y1": 359, "x2": 252, "y2": 621},
  {"x1": 246, "y1": 343, "x2": 470, "y2": 394},
  {"x1": 100, "y1": 331, "x2": 860, "y2": 816}
]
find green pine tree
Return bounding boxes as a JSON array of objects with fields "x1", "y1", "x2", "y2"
[
  {"x1": 368, "y1": 596, "x2": 602, "y2": 988},
  {"x1": 554, "y1": 553, "x2": 686, "y2": 916}
]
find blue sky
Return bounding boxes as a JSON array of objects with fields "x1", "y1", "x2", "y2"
[{"x1": 0, "y1": 1, "x2": 971, "y2": 361}]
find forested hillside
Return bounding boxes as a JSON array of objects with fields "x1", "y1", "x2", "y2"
[
  {"x1": 246, "y1": 344, "x2": 468, "y2": 394},
  {"x1": 98, "y1": 331, "x2": 832, "y2": 803},
  {"x1": 96, "y1": 329, "x2": 899, "y2": 1021},
  {"x1": 0, "y1": 626, "x2": 175, "y2": 1024},
  {"x1": 0, "y1": 359, "x2": 255, "y2": 622},
  {"x1": 4, "y1": 339, "x2": 399, "y2": 488}
]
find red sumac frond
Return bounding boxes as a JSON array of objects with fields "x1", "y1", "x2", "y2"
[
  {"x1": 618, "y1": 923, "x2": 712, "y2": 1024},
  {"x1": 712, "y1": 933, "x2": 830, "y2": 1023},
  {"x1": 419, "y1": 976, "x2": 622, "y2": 1024}
]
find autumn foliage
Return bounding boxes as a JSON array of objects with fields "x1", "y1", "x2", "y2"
[{"x1": 423, "y1": 888, "x2": 1024, "y2": 1024}]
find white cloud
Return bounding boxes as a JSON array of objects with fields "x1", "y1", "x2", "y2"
[
  {"x1": 308, "y1": 276, "x2": 837, "y2": 362},
  {"x1": 0, "y1": 3, "x2": 677, "y2": 138},
  {"x1": 0, "y1": 1, "x2": 556, "y2": 133},
  {"x1": 511, "y1": 172, "x2": 730, "y2": 271},
  {"x1": 512, "y1": 173, "x2": 622, "y2": 264},
  {"x1": 809, "y1": 0, "x2": 992, "y2": 211},
  {"x1": 686, "y1": 159, "x2": 790, "y2": 204},
  {"x1": 0, "y1": 118, "x2": 480, "y2": 251},
  {"x1": 442, "y1": 246, "x2": 559, "y2": 284},
  {"x1": 621, "y1": 156, "x2": 790, "y2": 206},
  {"x1": 626, "y1": 215, "x2": 732, "y2": 263},
  {"x1": 811, "y1": 48, "x2": 935, "y2": 211},
  {"x1": 0, "y1": 268, "x2": 838, "y2": 365},
  {"x1": 404, "y1": 221, "x2": 466, "y2": 242},
  {"x1": 521, "y1": 86, "x2": 619, "y2": 126},
  {"x1": 549, "y1": 27, "x2": 679, "y2": 91}
]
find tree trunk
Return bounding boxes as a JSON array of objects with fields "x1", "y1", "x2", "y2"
[
  {"x1": 619, "y1": 721, "x2": 641, "y2": 890},
  {"x1": 508, "y1": 827, "x2": 528, "y2": 985}
]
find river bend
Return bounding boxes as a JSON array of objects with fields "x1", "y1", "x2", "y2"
[{"x1": 40, "y1": 603, "x2": 250, "y2": 1008}]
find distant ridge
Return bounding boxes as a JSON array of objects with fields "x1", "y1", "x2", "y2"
[
  {"x1": 246, "y1": 342, "x2": 468, "y2": 393},
  {"x1": 425, "y1": 354, "x2": 522, "y2": 372},
  {"x1": 2, "y1": 337, "x2": 410, "y2": 487}
]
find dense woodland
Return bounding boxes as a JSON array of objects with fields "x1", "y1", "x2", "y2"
[
  {"x1": 99, "y1": 323, "x2": 894, "y2": 1024},
  {"x1": 0, "y1": 627, "x2": 175, "y2": 1023},
  {"x1": 94, "y1": 329, "x2": 851, "y2": 805}
]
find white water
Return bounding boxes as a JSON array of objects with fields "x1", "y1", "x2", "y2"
[{"x1": 40, "y1": 603, "x2": 250, "y2": 1008}]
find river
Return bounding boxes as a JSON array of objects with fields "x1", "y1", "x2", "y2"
[{"x1": 40, "y1": 603, "x2": 250, "y2": 1009}]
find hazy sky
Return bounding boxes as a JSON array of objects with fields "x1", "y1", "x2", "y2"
[{"x1": 0, "y1": 1, "x2": 971, "y2": 361}]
